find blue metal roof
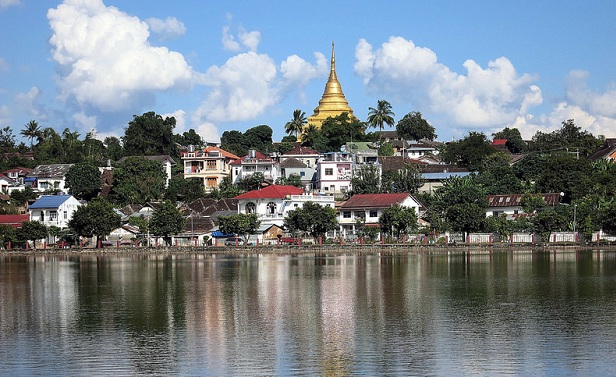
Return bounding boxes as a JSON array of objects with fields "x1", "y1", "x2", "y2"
[
  {"x1": 211, "y1": 230, "x2": 234, "y2": 238},
  {"x1": 421, "y1": 172, "x2": 472, "y2": 180},
  {"x1": 29, "y1": 195, "x2": 72, "y2": 209}
]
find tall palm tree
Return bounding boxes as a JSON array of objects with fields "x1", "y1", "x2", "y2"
[
  {"x1": 367, "y1": 100, "x2": 395, "y2": 143},
  {"x1": 285, "y1": 109, "x2": 307, "y2": 140},
  {"x1": 21, "y1": 120, "x2": 41, "y2": 148}
]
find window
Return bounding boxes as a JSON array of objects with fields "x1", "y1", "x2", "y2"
[
  {"x1": 206, "y1": 178, "x2": 217, "y2": 187},
  {"x1": 355, "y1": 211, "x2": 365, "y2": 219},
  {"x1": 325, "y1": 168, "x2": 333, "y2": 176},
  {"x1": 300, "y1": 171, "x2": 305, "y2": 177},
  {"x1": 206, "y1": 160, "x2": 216, "y2": 169},
  {"x1": 245, "y1": 202, "x2": 256, "y2": 214},
  {"x1": 267, "y1": 202, "x2": 277, "y2": 215},
  {"x1": 343, "y1": 211, "x2": 351, "y2": 218},
  {"x1": 49, "y1": 211, "x2": 58, "y2": 221},
  {"x1": 369, "y1": 210, "x2": 378, "y2": 218},
  {"x1": 64, "y1": 211, "x2": 68, "y2": 220}
]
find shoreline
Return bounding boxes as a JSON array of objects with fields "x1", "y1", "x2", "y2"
[{"x1": 2, "y1": 243, "x2": 616, "y2": 257}]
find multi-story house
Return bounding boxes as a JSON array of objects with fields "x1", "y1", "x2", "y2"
[
  {"x1": 317, "y1": 151, "x2": 353, "y2": 196},
  {"x1": 235, "y1": 185, "x2": 335, "y2": 229},
  {"x1": 29, "y1": 194, "x2": 81, "y2": 229},
  {"x1": 280, "y1": 146, "x2": 320, "y2": 170},
  {"x1": 338, "y1": 193, "x2": 424, "y2": 240},
  {"x1": 230, "y1": 150, "x2": 279, "y2": 184},
  {"x1": 181, "y1": 146, "x2": 239, "y2": 192},
  {"x1": 1, "y1": 167, "x2": 33, "y2": 185},
  {"x1": 279, "y1": 158, "x2": 317, "y2": 191},
  {"x1": 25, "y1": 164, "x2": 73, "y2": 194}
]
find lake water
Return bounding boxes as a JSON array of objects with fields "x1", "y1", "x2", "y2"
[{"x1": 1, "y1": 249, "x2": 616, "y2": 376}]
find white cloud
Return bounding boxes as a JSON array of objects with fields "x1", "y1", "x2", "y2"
[
  {"x1": 0, "y1": 0, "x2": 20, "y2": 10},
  {"x1": 146, "y1": 16, "x2": 186, "y2": 40},
  {"x1": 280, "y1": 52, "x2": 327, "y2": 100},
  {"x1": 238, "y1": 29, "x2": 260, "y2": 52},
  {"x1": 565, "y1": 70, "x2": 616, "y2": 118},
  {"x1": 222, "y1": 26, "x2": 241, "y2": 52},
  {"x1": 0, "y1": 105, "x2": 10, "y2": 127},
  {"x1": 196, "y1": 51, "x2": 278, "y2": 123},
  {"x1": 161, "y1": 109, "x2": 186, "y2": 134},
  {"x1": 355, "y1": 36, "x2": 542, "y2": 129},
  {"x1": 15, "y1": 86, "x2": 46, "y2": 120},
  {"x1": 47, "y1": 0, "x2": 195, "y2": 112},
  {"x1": 72, "y1": 111, "x2": 98, "y2": 135}
]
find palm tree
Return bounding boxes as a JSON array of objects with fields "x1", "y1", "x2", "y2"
[
  {"x1": 367, "y1": 100, "x2": 395, "y2": 143},
  {"x1": 285, "y1": 109, "x2": 307, "y2": 140},
  {"x1": 300, "y1": 124, "x2": 319, "y2": 148},
  {"x1": 21, "y1": 120, "x2": 41, "y2": 148}
]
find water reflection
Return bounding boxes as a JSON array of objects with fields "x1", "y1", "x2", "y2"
[{"x1": 1, "y1": 250, "x2": 616, "y2": 376}]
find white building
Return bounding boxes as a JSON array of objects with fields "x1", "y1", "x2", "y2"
[
  {"x1": 338, "y1": 193, "x2": 424, "y2": 240},
  {"x1": 230, "y1": 150, "x2": 279, "y2": 184},
  {"x1": 26, "y1": 164, "x2": 73, "y2": 194},
  {"x1": 235, "y1": 185, "x2": 335, "y2": 228},
  {"x1": 317, "y1": 152, "x2": 353, "y2": 196},
  {"x1": 28, "y1": 194, "x2": 82, "y2": 229}
]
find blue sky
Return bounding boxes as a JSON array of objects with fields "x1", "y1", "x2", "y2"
[{"x1": 1, "y1": 0, "x2": 615, "y2": 145}]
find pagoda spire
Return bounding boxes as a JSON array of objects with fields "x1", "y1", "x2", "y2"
[{"x1": 306, "y1": 41, "x2": 354, "y2": 130}]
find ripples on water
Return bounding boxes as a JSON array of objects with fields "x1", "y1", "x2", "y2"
[{"x1": 1, "y1": 250, "x2": 616, "y2": 376}]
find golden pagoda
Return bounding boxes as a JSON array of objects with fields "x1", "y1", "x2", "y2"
[{"x1": 306, "y1": 42, "x2": 355, "y2": 130}]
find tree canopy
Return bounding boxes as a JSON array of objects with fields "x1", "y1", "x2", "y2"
[
  {"x1": 218, "y1": 213, "x2": 260, "y2": 244},
  {"x1": 69, "y1": 198, "x2": 121, "y2": 246},
  {"x1": 110, "y1": 156, "x2": 166, "y2": 205},
  {"x1": 396, "y1": 111, "x2": 437, "y2": 142},
  {"x1": 149, "y1": 200, "x2": 186, "y2": 246},
  {"x1": 65, "y1": 162, "x2": 101, "y2": 200},
  {"x1": 123, "y1": 112, "x2": 176, "y2": 157}
]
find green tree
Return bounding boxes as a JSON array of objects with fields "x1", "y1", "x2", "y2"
[
  {"x1": 238, "y1": 172, "x2": 265, "y2": 192},
  {"x1": 431, "y1": 175, "x2": 487, "y2": 233},
  {"x1": 34, "y1": 128, "x2": 63, "y2": 163},
  {"x1": 110, "y1": 156, "x2": 166, "y2": 205},
  {"x1": 531, "y1": 206, "x2": 570, "y2": 240},
  {"x1": 123, "y1": 112, "x2": 176, "y2": 157},
  {"x1": 209, "y1": 176, "x2": 241, "y2": 199},
  {"x1": 474, "y1": 153, "x2": 523, "y2": 194},
  {"x1": 492, "y1": 127, "x2": 526, "y2": 153},
  {"x1": 17, "y1": 221, "x2": 48, "y2": 249},
  {"x1": 243, "y1": 125, "x2": 274, "y2": 154},
  {"x1": 396, "y1": 111, "x2": 437, "y2": 142},
  {"x1": 104, "y1": 136, "x2": 124, "y2": 162},
  {"x1": 520, "y1": 193, "x2": 547, "y2": 214},
  {"x1": 61, "y1": 128, "x2": 83, "y2": 163},
  {"x1": 69, "y1": 198, "x2": 121, "y2": 247},
  {"x1": 82, "y1": 132, "x2": 106, "y2": 165},
  {"x1": 10, "y1": 187, "x2": 37, "y2": 206},
  {"x1": 65, "y1": 162, "x2": 101, "y2": 200},
  {"x1": 528, "y1": 119, "x2": 602, "y2": 156},
  {"x1": 276, "y1": 174, "x2": 303, "y2": 188},
  {"x1": 367, "y1": 100, "x2": 395, "y2": 136},
  {"x1": 319, "y1": 113, "x2": 367, "y2": 153},
  {"x1": 0, "y1": 126, "x2": 16, "y2": 150},
  {"x1": 218, "y1": 213, "x2": 260, "y2": 244},
  {"x1": 0, "y1": 224, "x2": 17, "y2": 249},
  {"x1": 20, "y1": 120, "x2": 41, "y2": 148},
  {"x1": 378, "y1": 143, "x2": 394, "y2": 156},
  {"x1": 284, "y1": 202, "x2": 337, "y2": 242},
  {"x1": 381, "y1": 165, "x2": 424, "y2": 194},
  {"x1": 149, "y1": 200, "x2": 186, "y2": 246},
  {"x1": 300, "y1": 124, "x2": 327, "y2": 151},
  {"x1": 220, "y1": 130, "x2": 247, "y2": 157},
  {"x1": 440, "y1": 131, "x2": 497, "y2": 170},
  {"x1": 285, "y1": 109, "x2": 307, "y2": 140},
  {"x1": 351, "y1": 164, "x2": 381, "y2": 195},
  {"x1": 379, "y1": 204, "x2": 418, "y2": 240},
  {"x1": 165, "y1": 177, "x2": 205, "y2": 203}
]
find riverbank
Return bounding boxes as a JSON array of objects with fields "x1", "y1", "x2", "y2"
[{"x1": 2, "y1": 242, "x2": 616, "y2": 257}]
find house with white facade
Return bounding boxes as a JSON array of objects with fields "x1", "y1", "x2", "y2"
[
  {"x1": 485, "y1": 193, "x2": 561, "y2": 218},
  {"x1": 230, "y1": 150, "x2": 279, "y2": 184},
  {"x1": 26, "y1": 164, "x2": 73, "y2": 194},
  {"x1": 317, "y1": 152, "x2": 353, "y2": 196},
  {"x1": 280, "y1": 146, "x2": 320, "y2": 169},
  {"x1": 235, "y1": 185, "x2": 335, "y2": 230},
  {"x1": 338, "y1": 193, "x2": 424, "y2": 240},
  {"x1": 279, "y1": 158, "x2": 317, "y2": 190},
  {"x1": 28, "y1": 194, "x2": 82, "y2": 229}
]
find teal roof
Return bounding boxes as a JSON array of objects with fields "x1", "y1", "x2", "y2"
[{"x1": 29, "y1": 195, "x2": 72, "y2": 209}]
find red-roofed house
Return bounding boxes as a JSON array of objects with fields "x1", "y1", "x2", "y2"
[
  {"x1": 235, "y1": 185, "x2": 335, "y2": 228},
  {"x1": 230, "y1": 149, "x2": 279, "y2": 184},
  {"x1": 338, "y1": 193, "x2": 424, "y2": 240},
  {"x1": 0, "y1": 214, "x2": 30, "y2": 228},
  {"x1": 181, "y1": 146, "x2": 240, "y2": 192},
  {"x1": 485, "y1": 193, "x2": 561, "y2": 218}
]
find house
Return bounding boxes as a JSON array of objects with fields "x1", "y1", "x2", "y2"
[
  {"x1": 28, "y1": 194, "x2": 82, "y2": 229},
  {"x1": 230, "y1": 150, "x2": 279, "y2": 184},
  {"x1": 343, "y1": 141, "x2": 378, "y2": 164},
  {"x1": 117, "y1": 155, "x2": 176, "y2": 187},
  {"x1": 280, "y1": 146, "x2": 320, "y2": 169},
  {"x1": 235, "y1": 185, "x2": 335, "y2": 228},
  {"x1": 338, "y1": 193, "x2": 424, "y2": 240},
  {"x1": 420, "y1": 171, "x2": 472, "y2": 194},
  {"x1": 26, "y1": 164, "x2": 73, "y2": 194},
  {"x1": 0, "y1": 174, "x2": 16, "y2": 193},
  {"x1": 588, "y1": 138, "x2": 616, "y2": 161},
  {"x1": 279, "y1": 158, "x2": 316, "y2": 190},
  {"x1": 0, "y1": 214, "x2": 30, "y2": 228},
  {"x1": 181, "y1": 146, "x2": 240, "y2": 192},
  {"x1": 485, "y1": 193, "x2": 561, "y2": 218},
  {"x1": 1, "y1": 167, "x2": 33, "y2": 185},
  {"x1": 317, "y1": 151, "x2": 353, "y2": 196}
]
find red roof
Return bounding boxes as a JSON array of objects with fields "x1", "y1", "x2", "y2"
[
  {"x1": 235, "y1": 185, "x2": 304, "y2": 199},
  {"x1": 492, "y1": 139, "x2": 507, "y2": 145},
  {"x1": 485, "y1": 193, "x2": 561, "y2": 208},
  {"x1": 341, "y1": 193, "x2": 412, "y2": 209},
  {"x1": 0, "y1": 214, "x2": 30, "y2": 227}
]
